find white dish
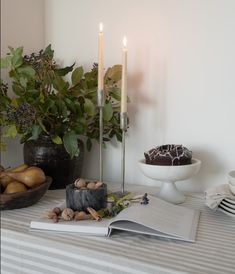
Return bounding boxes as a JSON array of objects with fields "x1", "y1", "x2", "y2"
[
  {"x1": 138, "y1": 158, "x2": 201, "y2": 204},
  {"x1": 228, "y1": 170, "x2": 235, "y2": 186},
  {"x1": 220, "y1": 203, "x2": 235, "y2": 214},
  {"x1": 224, "y1": 198, "x2": 235, "y2": 205},
  {"x1": 228, "y1": 183, "x2": 235, "y2": 195},
  {"x1": 221, "y1": 200, "x2": 235, "y2": 209},
  {"x1": 219, "y1": 207, "x2": 235, "y2": 219}
]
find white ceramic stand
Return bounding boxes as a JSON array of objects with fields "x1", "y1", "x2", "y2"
[
  {"x1": 138, "y1": 158, "x2": 201, "y2": 204},
  {"x1": 158, "y1": 181, "x2": 186, "y2": 204}
]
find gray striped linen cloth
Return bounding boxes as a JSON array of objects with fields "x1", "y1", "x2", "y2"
[{"x1": 1, "y1": 188, "x2": 235, "y2": 274}]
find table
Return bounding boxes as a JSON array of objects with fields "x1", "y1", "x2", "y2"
[{"x1": 1, "y1": 184, "x2": 235, "y2": 274}]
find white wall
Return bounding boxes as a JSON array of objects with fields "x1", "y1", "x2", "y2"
[
  {"x1": 2, "y1": 0, "x2": 235, "y2": 192},
  {"x1": 1, "y1": 0, "x2": 45, "y2": 167},
  {"x1": 45, "y1": 0, "x2": 235, "y2": 191}
]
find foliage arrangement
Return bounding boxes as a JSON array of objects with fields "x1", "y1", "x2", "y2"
[{"x1": 0, "y1": 45, "x2": 123, "y2": 158}]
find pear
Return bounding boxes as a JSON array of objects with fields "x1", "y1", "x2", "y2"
[
  {"x1": 0, "y1": 164, "x2": 29, "y2": 188},
  {"x1": 2, "y1": 166, "x2": 46, "y2": 188},
  {"x1": 9, "y1": 163, "x2": 29, "y2": 173},
  {"x1": 4, "y1": 181, "x2": 28, "y2": 194}
]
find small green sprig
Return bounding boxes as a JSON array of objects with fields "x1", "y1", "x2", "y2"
[{"x1": 98, "y1": 192, "x2": 135, "y2": 218}]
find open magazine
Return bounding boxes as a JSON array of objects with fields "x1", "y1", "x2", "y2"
[{"x1": 30, "y1": 195, "x2": 200, "y2": 242}]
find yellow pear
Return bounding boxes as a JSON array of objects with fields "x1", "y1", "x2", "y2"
[
  {"x1": 2, "y1": 166, "x2": 46, "y2": 188},
  {"x1": 10, "y1": 163, "x2": 29, "y2": 173},
  {"x1": 0, "y1": 164, "x2": 29, "y2": 188},
  {"x1": 4, "y1": 181, "x2": 28, "y2": 194}
]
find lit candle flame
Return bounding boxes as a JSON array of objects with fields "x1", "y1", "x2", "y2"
[
  {"x1": 99, "y1": 22, "x2": 103, "y2": 32},
  {"x1": 123, "y1": 36, "x2": 127, "y2": 48}
]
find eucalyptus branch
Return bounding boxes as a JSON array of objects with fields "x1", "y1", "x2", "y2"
[{"x1": 0, "y1": 45, "x2": 125, "y2": 157}]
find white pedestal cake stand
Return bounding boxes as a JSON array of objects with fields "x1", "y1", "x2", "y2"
[{"x1": 138, "y1": 158, "x2": 201, "y2": 204}]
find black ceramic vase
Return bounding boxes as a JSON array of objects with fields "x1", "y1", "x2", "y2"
[{"x1": 23, "y1": 135, "x2": 84, "y2": 189}]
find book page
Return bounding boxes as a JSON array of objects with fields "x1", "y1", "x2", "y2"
[
  {"x1": 31, "y1": 218, "x2": 110, "y2": 236},
  {"x1": 109, "y1": 195, "x2": 199, "y2": 240},
  {"x1": 109, "y1": 221, "x2": 191, "y2": 241}
]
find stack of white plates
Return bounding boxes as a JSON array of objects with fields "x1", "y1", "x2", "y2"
[{"x1": 219, "y1": 198, "x2": 235, "y2": 218}]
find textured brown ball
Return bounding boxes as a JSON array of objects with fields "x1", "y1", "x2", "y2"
[
  {"x1": 74, "y1": 211, "x2": 90, "y2": 221},
  {"x1": 52, "y1": 207, "x2": 62, "y2": 215},
  {"x1": 95, "y1": 181, "x2": 103, "y2": 189},
  {"x1": 61, "y1": 208, "x2": 74, "y2": 221},
  {"x1": 74, "y1": 178, "x2": 87, "y2": 188},
  {"x1": 87, "y1": 182, "x2": 96, "y2": 189}
]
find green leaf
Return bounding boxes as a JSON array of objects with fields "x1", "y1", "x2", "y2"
[
  {"x1": 44, "y1": 44, "x2": 54, "y2": 59},
  {"x1": 63, "y1": 130, "x2": 79, "y2": 158},
  {"x1": 19, "y1": 77, "x2": 27, "y2": 88},
  {"x1": 72, "y1": 66, "x2": 84, "y2": 85},
  {"x1": 45, "y1": 99, "x2": 55, "y2": 111},
  {"x1": 28, "y1": 89, "x2": 39, "y2": 95},
  {"x1": 52, "y1": 135, "x2": 63, "y2": 144},
  {"x1": 116, "y1": 131, "x2": 122, "y2": 142},
  {"x1": 64, "y1": 98, "x2": 76, "y2": 113},
  {"x1": 0, "y1": 56, "x2": 11, "y2": 68},
  {"x1": 4, "y1": 124, "x2": 18, "y2": 138},
  {"x1": 31, "y1": 124, "x2": 42, "y2": 140},
  {"x1": 103, "y1": 101, "x2": 113, "y2": 121},
  {"x1": 12, "y1": 82, "x2": 24, "y2": 95},
  {"x1": 74, "y1": 102, "x2": 83, "y2": 117},
  {"x1": 53, "y1": 75, "x2": 69, "y2": 92},
  {"x1": 11, "y1": 47, "x2": 23, "y2": 68},
  {"x1": 20, "y1": 133, "x2": 31, "y2": 144},
  {"x1": 84, "y1": 98, "x2": 95, "y2": 116},
  {"x1": 55, "y1": 63, "x2": 75, "y2": 76},
  {"x1": 39, "y1": 92, "x2": 45, "y2": 103},
  {"x1": 15, "y1": 47, "x2": 23, "y2": 56},
  {"x1": 109, "y1": 130, "x2": 116, "y2": 138},
  {"x1": 11, "y1": 98, "x2": 19, "y2": 107},
  {"x1": 17, "y1": 66, "x2": 35, "y2": 78},
  {"x1": 105, "y1": 65, "x2": 122, "y2": 83},
  {"x1": 86, "y1": 138, "x2": 92, "y2": 151},
  {"x1": 38, "y1": 119, "x2": 49, "y2": 134},
  {"x1": 74, "y1": 123, "x2": 85, "y2": 134},
  {"x1": 110, "y1": 87, "x2": 121, "y2": 101},
  {"x1": 85, "y1": 88, "x2": 97, "y2": 98}
]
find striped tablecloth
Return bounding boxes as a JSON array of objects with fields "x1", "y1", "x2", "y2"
[{"x1": 1, "y1": 184, "x2": 235, "y2": 274}]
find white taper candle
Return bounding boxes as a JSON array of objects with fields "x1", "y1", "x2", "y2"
[
  {"x1": 121, "y1": 36, "x2": 127, "y2": 113},
  {"x1": 98, "y1": 22, "x2": 104, "y2": 91}
]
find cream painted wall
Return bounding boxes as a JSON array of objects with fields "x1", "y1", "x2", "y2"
[
  {"x1": 45, "y1": 0, "x2": 235, "y2": 191},
  {"x1": 1, "y1": 0, "x2": 235, "y2": 192},
  {"x1": 1, "y1": 0, "x2": 45, "y2": 167}
]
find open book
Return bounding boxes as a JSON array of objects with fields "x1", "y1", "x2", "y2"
[{"x1": 30, "y1": 195, "x2": 200, "y2": 242}]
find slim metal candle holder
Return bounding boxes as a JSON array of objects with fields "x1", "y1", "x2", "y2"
[
  {"x1": 113, "y1": 112, "x2": 129, "y2": 197},
  {"x1": 97, "y1": 89, "x2": 104, "y2": 182}
]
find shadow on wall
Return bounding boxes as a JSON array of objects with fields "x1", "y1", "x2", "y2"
[
  {"x1": 1, "y1": 137, "x2": 24, "y2": 168},
  {"x1": 189, "y1": 148, "x2": 224, "y2": 190},
  {"x1": 128, "y1": 70, "x2": 158, "y2": 126}
]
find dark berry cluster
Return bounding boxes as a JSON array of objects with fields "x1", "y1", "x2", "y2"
[
  {"x1": 141, "y1": 193, "x2": 149, "y2": 205},
  {"x1": 1, "y1": 82, "x2": 8, "y2": 95},
  {"x1": 6, "y1": 103, "x2": 37, "y2": 132},
  {"x1": 16, "y1": 103, "x2": 36, "y2": 131},
  {"x1": 6, "y1": 106, "x2": 17, "y2": 123},
  {"x1": 23, "y1": 49, "x2": 56, "y2": 72},
  {"x1": 23, "y1": 50, "x2": 44, "y2": 71},
  {"x1": 93, "y1": 63, "x2": 98, "y2": 69}
]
